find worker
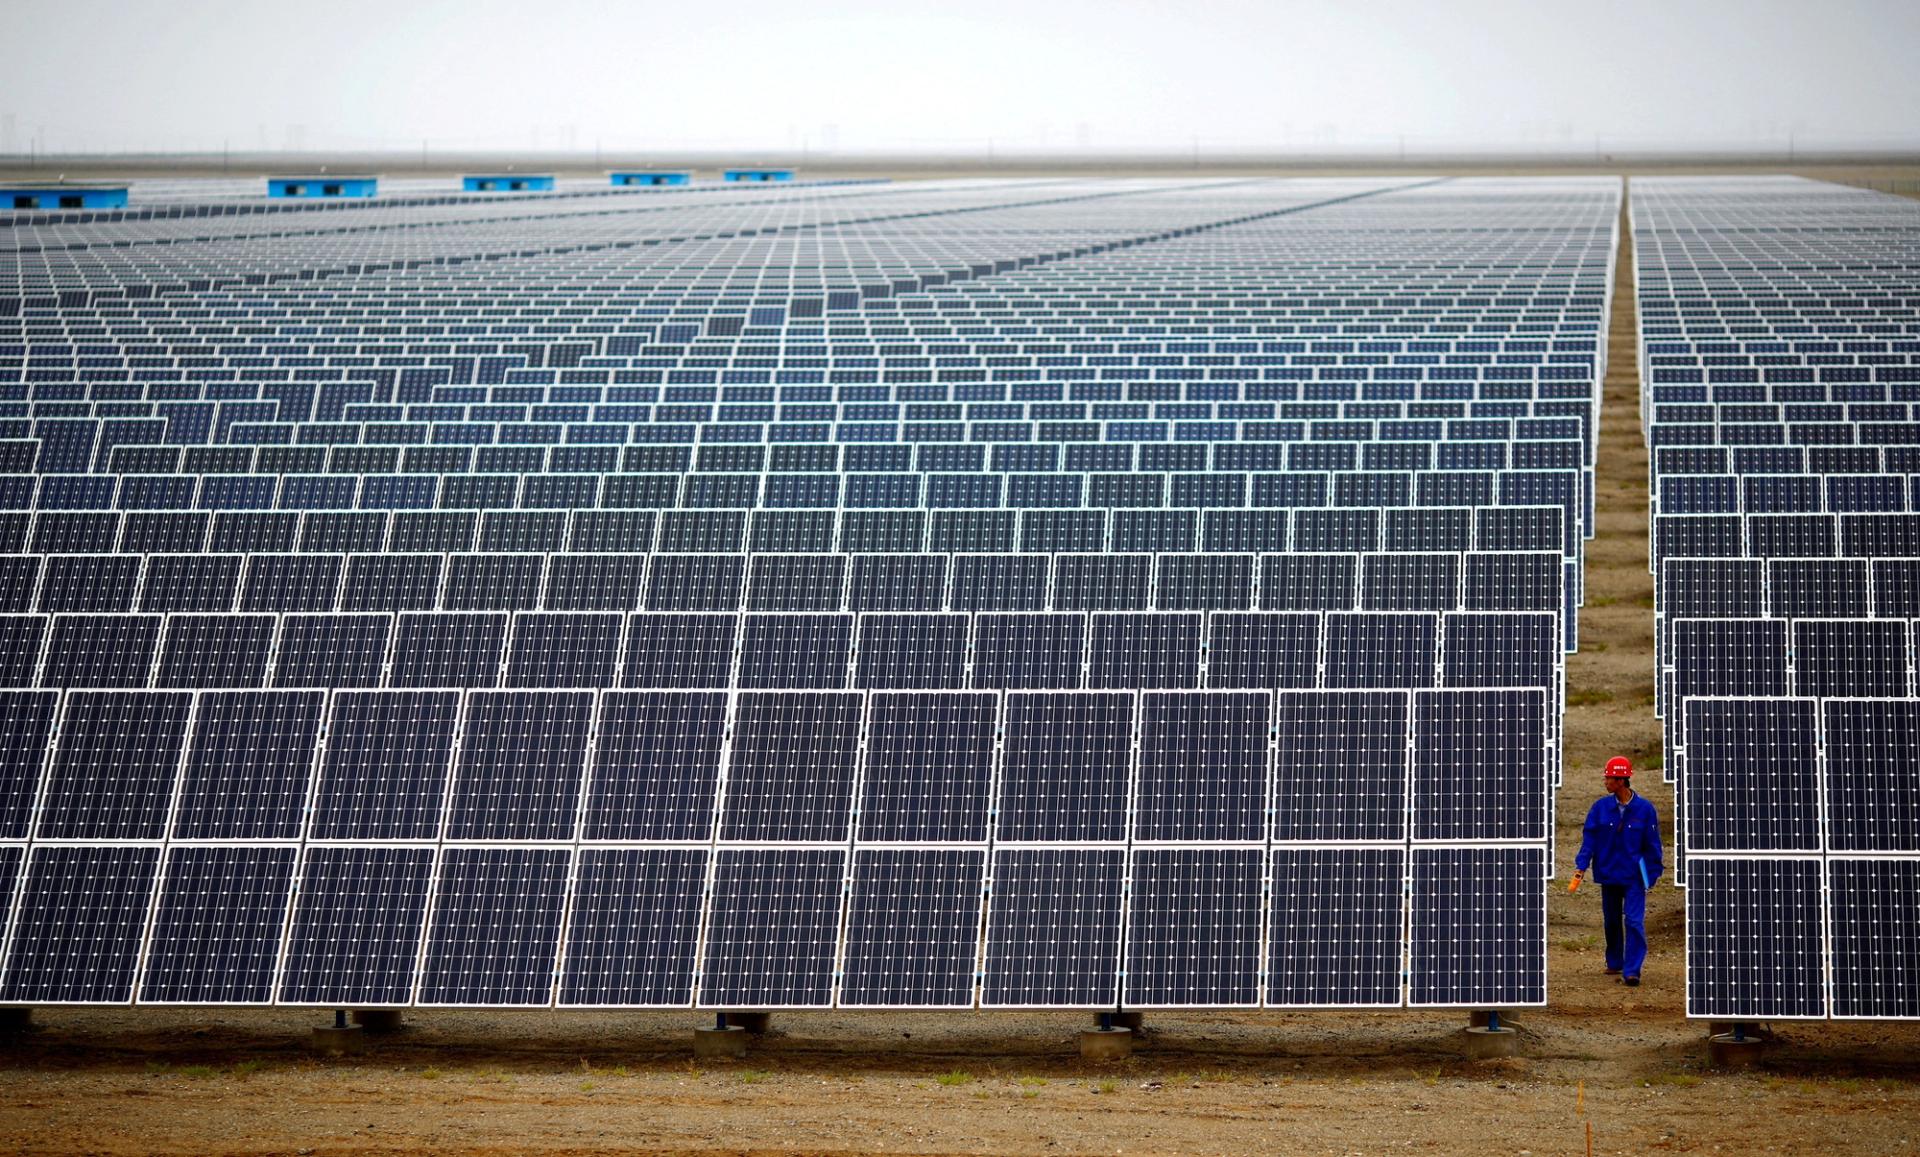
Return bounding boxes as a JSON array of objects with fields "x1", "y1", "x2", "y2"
[{"x1": 1570, "y1": 755, "x2": 1663, "y2": 986}]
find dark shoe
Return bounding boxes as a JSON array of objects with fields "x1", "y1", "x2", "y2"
[
  {"x1": 1623, "y1": 976, "x2": 1641, "y2": 987},
  {"x1": 1605, "y1": 967, "x2": 1621, "y2": 976}
]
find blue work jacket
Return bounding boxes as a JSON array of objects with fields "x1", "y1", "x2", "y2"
[{"x1": 1575, "y1": 792, "x2": 1664, "y2": 888}]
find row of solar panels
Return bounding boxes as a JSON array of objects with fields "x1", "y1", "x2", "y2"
[
  {"x1": 1655, "y1": 474, "x2": 1920, "y2": 515},
  {"x1": 0, "y1": 685, "x2": 1551, "y2": 844},
  {"x1": 0, "y1": 842, "x2": 1546, "y2": 1009},
  {"x1": 20, "y1": 416, "x2": 1596, "y2": 448},
  {"x1": 0, "y1": 609, "x2": 1565, "y2": 698},
  {"x1": 1633, "y1": 176, "x2": 1919, "y2": 1021},
  {"x1": 23, "y1": 440, "x2": 1596, "y2": 480},
  {"x1": 1, "y1": 503, "x2": 1578, "y2": 556},
  {"x1": 1651, "y1": 444, "x2": 1920, "y2": 477},
  {"x1": 1652, "y1": 512, "x2": 1920, "y2": 569},
  {"x1": 5, "y1": 549, "x2": 1567, "y2": 612},
  {"x1": 0, "y1": 473, "x2": 1589, "y2": 541}
]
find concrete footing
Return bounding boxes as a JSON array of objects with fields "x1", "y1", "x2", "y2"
[
  {"x1": 722, "y1": 1011, "x2": 772, "y2": 1034},
  {"x1": 1462, "y1": 1026, "x2": 1519, "y2": 1059},
  {"x1": 1708, "y1": 1021, "x2": 1773, "y2": 1041},
  {"x1": 1468, "y1": 1010, "x2": 1518, "y2": 1030},
  {"x1": 1080, "y1": 1027, "x2": 1133, "y2": 1061},
  {"x1": 0, "y1": 1008, "x2": 30, "y2": 1034},
  {"x1": 1707, "y1": 1030, "x2": 1767, "y2": 1070},
  {"x1": 694, "y1": 1025, "x2": 749, "y2": 1059},
  {"x1": 1110, "y1": 1011, "x2": 1145, "y2": 1033},
  {"x1": 351, "y1": 1010, "x2": 404, "y2": 1033},
  {"x1": 310, "y1": 1024, "x2": 365, "y2": 1056}
]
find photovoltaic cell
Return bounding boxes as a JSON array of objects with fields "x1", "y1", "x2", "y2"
[
  {"x1": 1681, "y1": 697, "x2": 1820, "y2": 853},
  {"x1": 1205, "y1": 613, "x2": 1320, "y2": 690},
  {"x1": 446, "y1": 691, "x2": 593, "y2": 840},
  {"x1": 995, "y1": 692, "x2": 1133, "y2": 842},
  {"x1": 1123, "y1": 848, "x2": 1262, "y2": 1007},
  {"x1": 1134, "y1": 692, "x2": 1268, "y2": 841},
  {"x1": 720, "y1": 691, "x2": 863, "y2": 841},
  {"x1": 39, "y1": 691, "x2": 192, "y2": 839},
  {"x1": 584, "y1": 691, "x2": 728, "y2": 841},
  {"x1": 971, "y1": 614, "x2": 1085, "y2": 690},
  {"x1": 174, "y1": 690, "x2": 322, "y2": 839},
  {"x1": 1, "y1": 845, "x2": 160, "y2": 1003},
  {"x1": 1411, "y1": 689, "x2": 1548, "y2": 842},
  {"x1": 0, "y1": 691, "x2": 58, "y2": 838},
  {"x1": 310, "y1": 691, "x2": 460, "y2": 840},
  {"x1": 1823, "y1": 699, "x2": 1920, "y2": 853},
  {"x1": 1828, "y1": 858, "x2": 1920, "y2": 1019}
]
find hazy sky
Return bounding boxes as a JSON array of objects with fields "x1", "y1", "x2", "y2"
[{"x1": 4, "y1": 0, "x2": 1916, "y2": 154}]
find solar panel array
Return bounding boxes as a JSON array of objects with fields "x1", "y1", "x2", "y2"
[
  {"x1": 1637, "y1": 176, "x2": 1920, "y2": 1021},
  {"x1": 0, "y1": 175, "x2": 1612, "y2": 1010}
]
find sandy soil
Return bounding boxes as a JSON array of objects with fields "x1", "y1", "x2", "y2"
[{"x1": 2, "y1": 181, "x2": 1918, "y2": 1157}]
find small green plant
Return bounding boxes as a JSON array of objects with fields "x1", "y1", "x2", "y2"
[
  {"x1": 1094, "y1": 1078, "x2": 1118, "y2": 1094},
  {"x1": 230, "y1": 1059, "x2": 267, "y2": 1079},
  {"x1": 738, "y1": 1069, "x2": 771, "y2": 1084},
  {"x1": 1647, "y1": 1072, "x2": 1701, "y2": 1088},
  {"x1": 144, "y1": 1061, "x2": 171, "y2": 1075},
  {"x1": 579, "y1": 1079, "x2": 597, "y2": 1092},
  {"x1": 1016, "y1": 1075, "x2": 1047, "y2": 1087},
  {"x1": 179, "y1": 1065, "x2": 216, "y2": 1080},
  {"x1": 420, "y1": 1067, "x2": 442, "y2": 1080},
  {"x1": 1568, "y1": 689, "x2": 1615, "y2": 707},
  {"x1": 610, "y1": 1065, "x2": 631, "y2": 1078},
  {"x1": 935, "y1": 1069, "x2": 975, "y2": 1087}
]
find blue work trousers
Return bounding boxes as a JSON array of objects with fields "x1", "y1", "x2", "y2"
[{"x1": 1601, "y1": 884, "x2": 1647, "y2": 977}]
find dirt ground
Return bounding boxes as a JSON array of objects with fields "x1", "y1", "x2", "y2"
[{"x1": 3, "y1": 180, "x2": 1919, "y2": 1157}]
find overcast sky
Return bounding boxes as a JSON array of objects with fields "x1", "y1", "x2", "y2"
[{"x1": 4, "y1": 0, "x2": 1916, "y2": 155}]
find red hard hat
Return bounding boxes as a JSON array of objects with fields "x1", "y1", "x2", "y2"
[{"x1": 1605, "y1": 756, "x2": 1633, "y2": 778}]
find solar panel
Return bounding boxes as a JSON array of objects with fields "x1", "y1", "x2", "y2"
[
  {"x1": 840, "y1": 848, "x2": 987, "y2": 1008},
  {"x1": 2, "y1": 845, "x2": 161, "y2": 1004},
  {"x1": 1685, "y1": 856, "x2": 1826, "y2": 1020},
  {"x1": 278, "y1": 846, "x2": 435, "y2": 1005},
  {"x1": 1266, "y1": 847, "x2": 1405, "y2": 1007},
  {"x1": 699, "y1": 848, "x2": 845, "y2": 1008},
  {"x1": 1408, "y1": 846, "x2": 1547, "y2": 1007},
  {"x1": 981, "y1": 847, "x2": 1124, "y2": 1008},
  {"x1": 419, "y1": 848, "x2": 570, "y2": 1006},
  {"x1": 1134, "y1": 691, "x2": 1269, "y2": 841},
  {"x1": 139, "y1": 846, "x2": 299, "y2": 1004},
  {"x1": 857, "y1": 692, "x2": 996, "y2": 841},
  {"x1": 559, "y1": 848, "x2": 706, "y2": 1007},
  {"x1": 995, "y1": 692, "x2": 1133, "y2": 841},
  {"x1": 1123, "y1": 848, "x2": 1263, "y2": 1007}
]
